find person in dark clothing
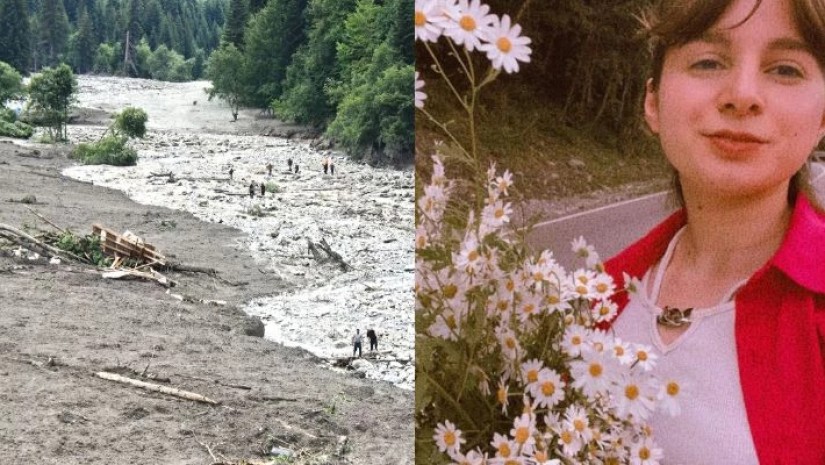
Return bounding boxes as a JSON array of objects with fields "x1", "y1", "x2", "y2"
[
  {"x1": 330, "y1": 159, "x2": 335, "y2": 175},
  {"x1": 323, "y1": 160, "x2": 328, "y2": 175},
  {"x1": 287, "y1": 158, "x2": 293, "y2": 171},
  {"x1": 260, "y1": 182, "x2": 266, "y2": 197},
  {"x1": 366, "y1": 329, "x2": 378, "y2": 351},
  {"x1": 229, "y1": 166, "x2": 234, "y2": 183},
  {"x1": 267, "y1": 163, "x2": 273, "y2": 177},
  {"x1": 294, "y1": 164, "x2": 299, "y2": 174},
  {"x1": 249, "y1": 181, "x2": 256, "y2": 198}
]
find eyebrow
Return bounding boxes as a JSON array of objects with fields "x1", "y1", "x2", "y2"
[{"x1": 697, "y1": 31, "x2": 813, "y2": 54}]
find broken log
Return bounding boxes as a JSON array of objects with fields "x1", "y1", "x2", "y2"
[
  {"x1": 0, "y1": 223, "x2": 86, "y2": 263},
  {"x1": 95, "y1": 371, "x2": 220, "y2": 405},
  {"x1": 305, "y1": 237, "x2": 351, "y2": 272}
]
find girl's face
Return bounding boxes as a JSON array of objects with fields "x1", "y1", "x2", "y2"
[{"x1": 645, "y1": 0, "x2": 825, "y2": 203}]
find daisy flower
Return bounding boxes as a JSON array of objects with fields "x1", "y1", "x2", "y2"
[
  {"x1": 629, "y1": 436, "x2": 664, "y2": 465},
  {"x1": 571, "y1": 269, "x2": 597, "y2": 299},
  {"x1": 571, "y1": 351, "x2": 615, "y2": 398},
  {"x1": 497, "y1": 324, "x2": 522, "y2": 360},
  {"x1": 633, "y1": 344, "x2": 658, "y2": 372},
  {"x1": 515, "y1": 292, "x2": 541, "y2": 324},
  {"x1": 592, "y1": 299, "x2": 619, "y2": 324},
  {"x1": 497, "y1": 377, "x2": 510, "y2": 414},
  {"x1": 510, "y1": 413, "x2": 537, "y2": 455},
  {"x1": 614, "y1": 373, "x2": 657, "y2": 421},
  {"x1": 415, "y1": 0, "x2": 445, "y2": 42},
  {"x1": 454, "y1": 232, "x2": 482, "y2": 276},
  {"x1": 434, "y1": 420, "x2": 465, "y2": 455},
  {"x1": 657, "y1": 378, "x2": 685, "y2": 417},
  {"x1": 531, "y1": 449, "x2": 561, "y2": 465},
  {"x1": 561, "y1": 324, "x2": 589, "y2": 357},
  {"x1": 491, "y1": 432, "x2": 516, "y2": 460},
  {"x1": 571, "y1": 236, "x2": 598, "y2": 266},
  {"x1": 452, "y1": 449, "x2": 485, "y2": 465},
  {"x1": 520, "y1": 358, "x2": 543, "y2": 385},
  {"x1": 610, "y1": 337, "x2": 635, "y2": 365},
  {"x1": 494, "y1": 170, "x2": 513, "y2": 196},
  {"x1": 481, "y1": 199, "x2": 512, "y2": 231},
  {"x1": 428, "y1": 307, "x2": 463, "y2": 340},
  {"x1": 529, "y1": 367, "x2": 565, "y2": 409},
  {"x1": 442, "y1": 0, "x2": 495, "y2": 51},
  {"x1": 563, "y1": 405, "x2": 593, "y2": 442},
  {"x1": 555, "y1": 423, "x2": 583, "y2": 457},
  {"x1": 415, "y1": 71, "x2": 427, "y2": 109},
  {"x1": 623, "y1": 271, "x2": 642, "y2": 295},
  {"x1": 478, "y1": 14, "x2": 531, "y2": 73},
  {"x1": 590, "y1": 273, "x2": 615, "y2": 300}
]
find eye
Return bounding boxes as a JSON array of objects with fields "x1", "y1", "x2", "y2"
[
  {"x1": 768, "y1": 64, "x2": 804, "y2": 78},
  {"x1": 690, "y1": 59, "x2": 723, "y2": 71}
]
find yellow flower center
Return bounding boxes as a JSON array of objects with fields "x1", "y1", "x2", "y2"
[
  {"x1": 667, "y1": 381, "x2": 680, "y2": 396},
  {"x1": 497, "y1": 386, "x2": 507, "y2": 404},
  {"x1": 523, "y1": 303, "x2": 535, "y2": 314},
  {"x1": 443, "y1": 283, "x2": 457, "y2": 299},
  {"x1": 546, "y1": 294, "x2": 560, "y2": 304},
  {"x1": 498, "y1": 442, "x2": 511, "y2": 457},
  {"x1": 571, "y1": 335, "x2": 581, "y2": 345},
  {"x1": 606, "y1": 459, "x2": 620, "y2": 465},
  {"x1": 637, "y1": 351, "x2": 648, "y2": 361},
  {"x1": 560, "y1": 430, "x2": 573, "y2": 444},
  {"x1": 496, "y1": 36, "x2": 512, "y2": 53},
  {"x1": 589, "y1": 363, "x2": 603, "y2": 377},
  {"x1": 504, "y1": 460, "x2": 520, "y2": 465},
  {"x1": 593, "y1": 342, "x2": 604, "y2": 352},
  {"x1": 416, "y1": 235, "x2": 427, "y2": 248},
  {"x1": 596, "y1": 283, "x2": 608, "y2": 293},
  {"x1": 534, "y1": 451, "x2": 548, "y2": 462},
  {"x1": 459, "y1": 15, "x2": 476, "y2": 31},
  {"x1": 639, "y1": 447, "x2": 651, "y2": 460},
  {"x1": 514, "y1": 426, "x2": 529, "y2": 444},
  {"x1": 576, "y1": 285, "x2": 588, "y2": 295},
  {"x1": 444, "y1": 430, "x2": 456, "y2": 447},
  {"x1": 599, "y1": 305, "x2": 610, "y2": 316},
  {"x1": 541, "y1": 381, "x2": 555, "y2": 396},
  {"x1": 505, "y1": 337, "x2": 516, "y2": 350},
  {"x1": 446, "y1": 314, "x2": 457, "y2": 330},
  {"x1": 533, "y1": 271, "x2": 544, "y2": 282},
  {"x1": 497, "y1": 300, "x2": 508, "y2": 312},
  {"x1": 614, "y1": 346, "x2": 625, "y2": 356},
  {"x1": 573, "y1": 419, "x2": 585, "y2": 431},
  {"x1": 415, "y1": 10, "x2": 426, "y2": 27},
  {"x1": 468, "y1": 250, "x2": 479, "y2": 261},
  {"x1": 495, "y1": 207, "x2": 505, "y2": 219},
  {"x1": 577, "y1": 275, "x2": 588, "y2": 284},
  {"x1": 527, "y1": 369, "x2": 538, "y2": 383},
  {"x1": 625, "y1": 384, "x2": 640, "y2": 400}
]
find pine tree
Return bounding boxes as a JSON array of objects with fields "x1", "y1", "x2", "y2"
[
  {"x1": 242, "y1": 0, "x2": 307, "y2": 107},
  {"x1": 222, "y1": 0, "x2": 249, "y2": 50},
  {"x1": 0, "y1": 0, "x2": 33, "y2": 73},
  {"x1": 73, "y1": 7, "x2": 96, "y2": 73},
  {"x1": 38, "y1": 0, "x2": 70, "y2": 67}
]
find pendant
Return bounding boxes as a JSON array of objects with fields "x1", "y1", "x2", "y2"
[{"x1": 656, "y1": 305, "x2": 694, "y2": 328}]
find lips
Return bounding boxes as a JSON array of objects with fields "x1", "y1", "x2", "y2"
[{"x1": 704, "y1": 130, "x2": 768, "y2": 156}]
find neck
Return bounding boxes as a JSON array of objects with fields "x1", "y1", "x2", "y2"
[{"x1": 678, "y1": 185, "x2": 792, "y2": 277}]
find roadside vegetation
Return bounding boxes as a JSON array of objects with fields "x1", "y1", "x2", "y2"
[{"x1": 71, "y1": 107, "x2": 148, "y2": 166}]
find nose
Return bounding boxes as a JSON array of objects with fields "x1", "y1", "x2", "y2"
[{"x1": 717, "y1": 65, "x2": 764, "y2": 117}]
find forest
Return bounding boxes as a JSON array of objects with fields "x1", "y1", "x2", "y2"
[{"x1": 0, "y1": 0, "x2": 414, "y2": 164}]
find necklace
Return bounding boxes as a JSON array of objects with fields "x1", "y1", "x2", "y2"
[{"x1": 656, "y1": 305, "x2": 694, "y2": 328}]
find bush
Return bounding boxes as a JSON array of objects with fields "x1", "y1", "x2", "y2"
[
  {"x1": 0, "y1": 61, "x2": 24, "y2": 106},
  {"x1": 71, "y1": 135, "x2": 138, "y2": 166},
  {"x1": 265, "y1": 181, "x2": 281, "y2": 193},
  {"x1": 114, "y1": 107, "x2": 148, "y2": 138},
  {"x1": 0, "y1": 120, "x2": 33, "y2": 138}
]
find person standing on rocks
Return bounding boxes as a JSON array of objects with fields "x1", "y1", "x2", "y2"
[
  {"x1": 329, "y1": 158, "x2": 335, "y2": 176},
  {"x1": 229, "y1": 166, "x2": 234, "y2": 183},
  {"x1": 266, "y1": 163, "x2": 273, "y2": 177},
  {"x1": 249, "y1": 181, "x2": 256, "y2": 198},
  {"x1": 294, "y1": 164, "x2": 299, "y2": 174},
  {"x1": 260, "y1": 182, "x2": 266, "y2": 197},
  {"x1": 366, "y1": 328, "x2": 378, "y2": 352},
  {"x1": 323, "y1": 158, "x2": 328, "y2": 175},
  {"x1": 352, "y1": 329, "x2": 363, "y2": 358},
  {"x1": 287, "y1": 158, "x2": 293, "y2": 171}
]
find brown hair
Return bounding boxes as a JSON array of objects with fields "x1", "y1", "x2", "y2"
[{"x1": 641, "y1": 0, "x2": 825, "y2": 208}]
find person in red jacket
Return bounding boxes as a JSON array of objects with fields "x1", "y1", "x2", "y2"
[{"x1": 603, "y1": 0, "x2": 825, "y2": 463}]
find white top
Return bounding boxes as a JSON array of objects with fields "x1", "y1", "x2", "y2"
[{"x1": 612, "y1": 228, "x2": 760, "y2": 464}]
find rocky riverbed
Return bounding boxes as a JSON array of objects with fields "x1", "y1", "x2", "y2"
[{"x1": 59, "y1": 76, "x2": 415, "y2": 389}]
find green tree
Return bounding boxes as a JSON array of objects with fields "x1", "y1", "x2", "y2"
[
  {"x1": 38, "y1": 0, "x2": 71, "y2": 67},
  {"x1": 206, "y1": 44, "x2": 247, "y2": 121},
  {"x1": 70, "y1": 7, "x2": 96, "y2": 73},
  {"x1": 27, "y1": 63, "x2": 77, "y2": 141},
  {"x1": 0, "y1": 62, "x2": 25, "y2": 106},
  {"x1": 242, "y1": 0, "x2": 307, "y2": 108},
  {"x1": 274, "y1": 0, "x2": 357, "y2": 125},
  {"x1": 222, "y1": 0, "x2": 249, "y2": 50},
  {"x1": 147, "y1": 45, "x2": 191, "y2": 81},
  {"x1": 0, "y1": 0, "x2": 32, "y2": 73}
]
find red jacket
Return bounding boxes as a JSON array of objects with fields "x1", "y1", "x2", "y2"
[{"x1": 604, "y1": 195, "x2": 825, "y2": 464}]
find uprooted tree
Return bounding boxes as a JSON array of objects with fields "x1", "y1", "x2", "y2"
[
  {"x1": 26, "y1": 63, "x2": 77, "y2": 141},
  {"x1": 71, "y1": 106, "x2": 148, "y2": 166}
]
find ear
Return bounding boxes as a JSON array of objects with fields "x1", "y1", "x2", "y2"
[{"x1": 644, "y1": 78, "x2": 660, "y2": 134}]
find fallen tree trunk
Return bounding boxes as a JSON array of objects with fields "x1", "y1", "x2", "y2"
[
  {"x1": 0, "y1": 223, "x2": 85, "y2": 263},
  {"x1": 95, "y1": 371, "x2": 220, "y2": 405},
  {"x1": 306, "y1": 237, "x2": 351, "y2": 272}
]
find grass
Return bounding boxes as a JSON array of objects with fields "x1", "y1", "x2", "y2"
[{"x1": 415, "y1": 78, "x2": 671, "y2": 206}]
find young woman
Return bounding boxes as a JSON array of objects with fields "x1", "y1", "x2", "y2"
[{"x1": 604, "y1": 0, "x2": 825, "y2": 462}]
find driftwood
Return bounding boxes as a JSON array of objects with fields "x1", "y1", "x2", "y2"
[
  {"x1": 95, "y1": 371, "x2": 220, "y2": 405},
  {"x1": 306, "y1": 237, "x2": 350, "y2": 272},
  {"x1": 24, "y1": 206, "x2": 67, "y2": 234},
  {"x1": 0, "y1": 223, "x2": 86, "y2": 263},
  {"x1": 101, "y1": 268, "x2": 176, "y2": 288}
]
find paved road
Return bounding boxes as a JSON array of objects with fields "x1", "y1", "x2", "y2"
[{"x1": 527, "y1": 157, "x2": 825, "y2": 270}]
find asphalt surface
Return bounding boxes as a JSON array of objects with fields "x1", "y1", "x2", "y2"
[{"x1": 527, "y1": 158, "x2": 825, "y2": 270}]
